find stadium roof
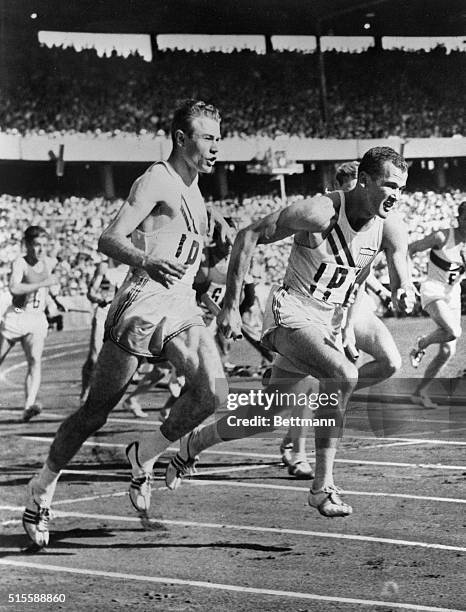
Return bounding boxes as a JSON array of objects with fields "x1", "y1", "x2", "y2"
[{"x1": 5, "y1": 0, "x2": 466, "y2": 36}]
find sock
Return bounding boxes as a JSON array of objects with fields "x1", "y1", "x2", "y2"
[
  {"x1": 138, "y1": 428, "x2": 172, "y2": 474},
  {"x1": 34, "y1": 462, "x2": 60, "y2": 506},
  {"x1": 191, "y1": 423, "x2": 223, "y2": 455}
]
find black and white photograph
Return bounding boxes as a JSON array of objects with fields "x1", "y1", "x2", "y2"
[{"x1": 0, "y1": 1, "x2": 465, "y2": 610}]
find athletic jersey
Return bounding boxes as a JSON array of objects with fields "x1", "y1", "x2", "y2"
[
  {"x1": 131, "y1": 161, "x2": 206, "y2": 292},
  {"x1": 283, "y1": 191, "x2": 384, "y2": 306},
  {"x1": 11, "y1": 256, "x2": 55, "y2": 312},
  {"x1": 428, "y1": 228, "x2": 465, "y2": 287},
  {"x1": 205, "y1": 257, "x2": 228, "y2": 306},
  {"x1": 98, "y1": 264, "x2": 129, "y2": 304}
]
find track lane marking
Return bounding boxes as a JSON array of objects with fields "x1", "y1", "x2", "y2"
[
  {"x1": 20, "y1": 436, "x2": 466, "y2": 471},
  {"x1": 1, "y1": 506, "x2": 465, "y2": 552},
  {"x1": 0, "y1": 560, "x2": 463, "y2": 612}
]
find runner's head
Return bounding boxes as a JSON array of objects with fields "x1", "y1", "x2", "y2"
[
  {"x1": 358, "y1": 147, "x2": 408, "y2": 219},
  {"x1": 24, "y1": 226, "x2": 48, "y2": 261},
  {"x1": 335, "y1": 161, "x2": 359, "y2": 192},
  {"x1": 171, "y1": 100, "x2": 221, "y2": 174}
]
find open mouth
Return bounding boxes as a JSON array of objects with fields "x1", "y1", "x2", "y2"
[{"x1": 383, "y1": 197, "x2": 396, "y2": 212}]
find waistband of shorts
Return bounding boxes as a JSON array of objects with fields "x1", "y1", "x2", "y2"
[{"x1": 280, "y1": 284, "x2": 336, "y2": 310}]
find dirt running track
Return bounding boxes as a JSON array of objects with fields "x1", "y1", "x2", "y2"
[{"x1": 0, "y1": 319, "x2": 465, "y2": 612}]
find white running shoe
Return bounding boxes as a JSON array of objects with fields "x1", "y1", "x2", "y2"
[
  {"x1": 22, "y1": 476, "x2": 51, "y2": 547},
  {"x1": 22, "y1": 403, "x2": 42, "y2": 422},
  {"x1": 410, "y1": 394, "x2": 438, "y2": 409},
  {"x1": 410, "y1": 338, "x2": 426, "y2": 369},
  {"x1": 288, "y1": 460, "x2": 314, "y2": 480},
  {"x1": 165, "y1": 433, "x2": 198, "y2": 491},
  {"x1": 126, "y1": 442, "x2": 152, "y2": 513},
  {"x1": 308, "y1": 485, "x2": 352, "y2": 517}
]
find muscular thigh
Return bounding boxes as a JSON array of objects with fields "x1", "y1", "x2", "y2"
[
  {"x1": 164, "y1": 325, "x2": 225, "y2": 388},
  {"x1": 86, "y1": 340, "x2": 140, "y2": 407},
  {"x1": 21, "y1": 333, "x2": 45, "y2": 363},
  {"x1": 354, "y1": 312, "x2": 399, "y2": 362},
  {"x1": 270, "y1": 324, "x2": 350, "y2": 380}
]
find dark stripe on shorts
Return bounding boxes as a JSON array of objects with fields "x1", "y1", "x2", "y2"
[
  {"x1": 272, "y1": 287, "x2": 286, "y2": 327},
  {"x1": 333, "y1": 223, "x2": 356, "y2": 268},
  {"x1": 112, "y1": 277, "x2": 148, "y2": 327},
  {"x1": 182, "y1": 196, "x2": 198, "y2": 234},
  {"x1": 163, "y1": 320, "x2": 205, "y2": 347},
  {"x1": 327, "y1": 233, "x2": 345, "y2": 266}
]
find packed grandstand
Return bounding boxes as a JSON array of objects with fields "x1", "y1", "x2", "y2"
[{"x1": 1, "y1": 45, "x2": 464, "y2": 138}]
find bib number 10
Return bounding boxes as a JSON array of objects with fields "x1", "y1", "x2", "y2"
[
  {"x1": 312, "y1": 263, "x2": 355, "y2": 302},
  {"x1": 175, "y1": 234, "x2": 200, "y2": 266}
]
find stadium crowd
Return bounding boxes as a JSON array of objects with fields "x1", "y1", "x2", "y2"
[
  {"x1": 1, "y1": 190, "x2": 464, "y2": 296},
  {"x1": 1, "y1": 46, "x2": 464, "y2": 138}
]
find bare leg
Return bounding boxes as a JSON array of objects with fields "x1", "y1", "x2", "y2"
[
  {"x1": 81, "y1": 311, "x2": 105, "y2": 404},
  {"x1": 21, "y1": 333, "x2": 45, "y2": 409},
  {"x1": 48, "y1": 340, "x2": 139, "y2": 472},
  {"x1": 414, "y1": 341, "x2": 456, "y2": 396},
  {"x1": 135, "y1": 325, "x2": 226, "y2": 472}
]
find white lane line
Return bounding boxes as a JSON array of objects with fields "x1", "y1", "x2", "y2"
[
  {"x1": 1, "y1": 507, "x2": 465, "y2": 553},
  {"x1": 20, "y1": 436, "x2": 466, "y2": 471},
  {"x1": 185, "y1": 479, "x2": 466, "y2": 504},
  {"x1": 361, "y1": 441, "x2": 431, "y2": 449},
  {"x1": 356, "y1": 436, "x2": 466, "y2": 446},
  {"x1": 0, "y1": 560, "x2": 462, "y2": 612}
]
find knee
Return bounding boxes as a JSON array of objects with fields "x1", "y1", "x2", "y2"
[
  {"x1": 27, "y1": 356, "x2": 40, "y2": 370},
  {"x1": 333, "y1": 361, "x2": 358, "y2": 395},
  {"x1": 439, "y1": 343, "x2": 456, "y2": 360},
  {"x1": 381, "y1": 351, "x2": 402, "y2": 376}
]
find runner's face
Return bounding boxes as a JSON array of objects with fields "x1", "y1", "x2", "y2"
[
  {"x1": 26, "y1": 236, "x2": 47, "y2": 261},
  {"x1": 457, "y1": 207, "x2": 466, "y2": 231},
  {"x1": 365, "y1": 161, "x2": 407, "y2": 219},
  {"x1": 184, "y1": 117, "x2": 221, "y2": 174}
]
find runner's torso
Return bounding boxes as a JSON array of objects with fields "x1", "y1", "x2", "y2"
[
  {"x1": 131, "y1": 161, "x2": 207, "y2": 291},
  {"x1": 11, "y1": 257, "x2": 53, "y2": 312},
  {"x1": 428, "y1": 228, "x2": 465, "y2": 287},
  {"x1": 283, "y1": 191, "x2": 384, "y2": 305}
]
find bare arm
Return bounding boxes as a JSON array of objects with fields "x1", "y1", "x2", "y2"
[
  {"x1": 408, "y1": 230, "x2": 446, "y2": 256},
  {"x1": 98, "y1": 169, "x2": 187, "y2": 287},
  {"x1": 222, "y1": 195, "x2": 336, "y2": 310},
  {"x1": 87, "y1": 262, "x2": 108, "y2": 305},
  {"x1": 382, "y1": 213, "x2": 415, "y2": 313}
]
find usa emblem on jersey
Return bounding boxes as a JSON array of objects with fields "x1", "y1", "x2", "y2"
[{"x1": 356, "y1": 247, "x2": 377, "y2": 268}]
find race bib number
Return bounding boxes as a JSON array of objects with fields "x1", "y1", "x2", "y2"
[{"x1": 311, "y1": 263, "x2": 358, "y2": 304}]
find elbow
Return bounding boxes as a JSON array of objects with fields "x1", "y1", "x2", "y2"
[{"x1": 97, "y1": 232, "x2": 110, "y2": 256}]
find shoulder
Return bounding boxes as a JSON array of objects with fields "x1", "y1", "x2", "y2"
[
  {"x1": 12, "y1": 256, "x2": 26, "y2": 271},
  {"x1": 283, "y1": 193, "x2": 337, "y2": 232},
  {"x1": 381, "y1": 212, "x2": 408, "y2": 249},
  {"x1": 128, "y1": 163, "x2": 173, "y2": 204},
  {"x1": 45, "y1": 256, "x2": 57, "y2": 271}
]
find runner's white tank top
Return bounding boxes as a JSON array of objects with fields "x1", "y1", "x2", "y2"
[
  {"x1": 131, "y1": 162, "x2": 206, "y2": 291},
  {"x1": 283, "y1": 191, "x2": 384, "y2": 305},
  {"x1": 428, "y1": 228, "x2": 465, "y2": 286}
]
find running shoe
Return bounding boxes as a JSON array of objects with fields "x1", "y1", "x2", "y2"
[
  {"x1": 409, "y1": 338, "x2": 426, "y2": 369},
  {"x1": 126, "y1": 441, "x2": 152, "y2": 512},
  {"x1": 165, "y1": 432, "x2": 197, "y2": 491},
  {"x1": 410, "y1": 394, "x2": 438, "y2": 409},
  {"x1": 308, "y1": 485, "x2": 352, "y2": 517},
  {"x1": 22, "y1": 403, "x2": 42, "y2": 422},
  {"x1": 288, "y1": 460, "x2": 314, "y2": 479},
  {"x1": 22, "y1": 476, "x2": 51, "y2": 547}
]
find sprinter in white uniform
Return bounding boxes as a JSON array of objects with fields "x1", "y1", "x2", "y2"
[
  {"x1": 409, "y1": 201, "x2": 466, "y2": 407},
  {"x1": 0, "y1": 226, "x2": 60, "y2": 421},
  {"x1": 24, "y1": 100, "x2": 229, "y2": 547},
  {"x1": 279, "y1": 162, "x2": 402, "y2": 478},
  {"x1": 165, "y1": 147, "x2": 414, "y2": 518},
  {"x1": 80, "y1": 258, "x2": 129, "y2": 406}
]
